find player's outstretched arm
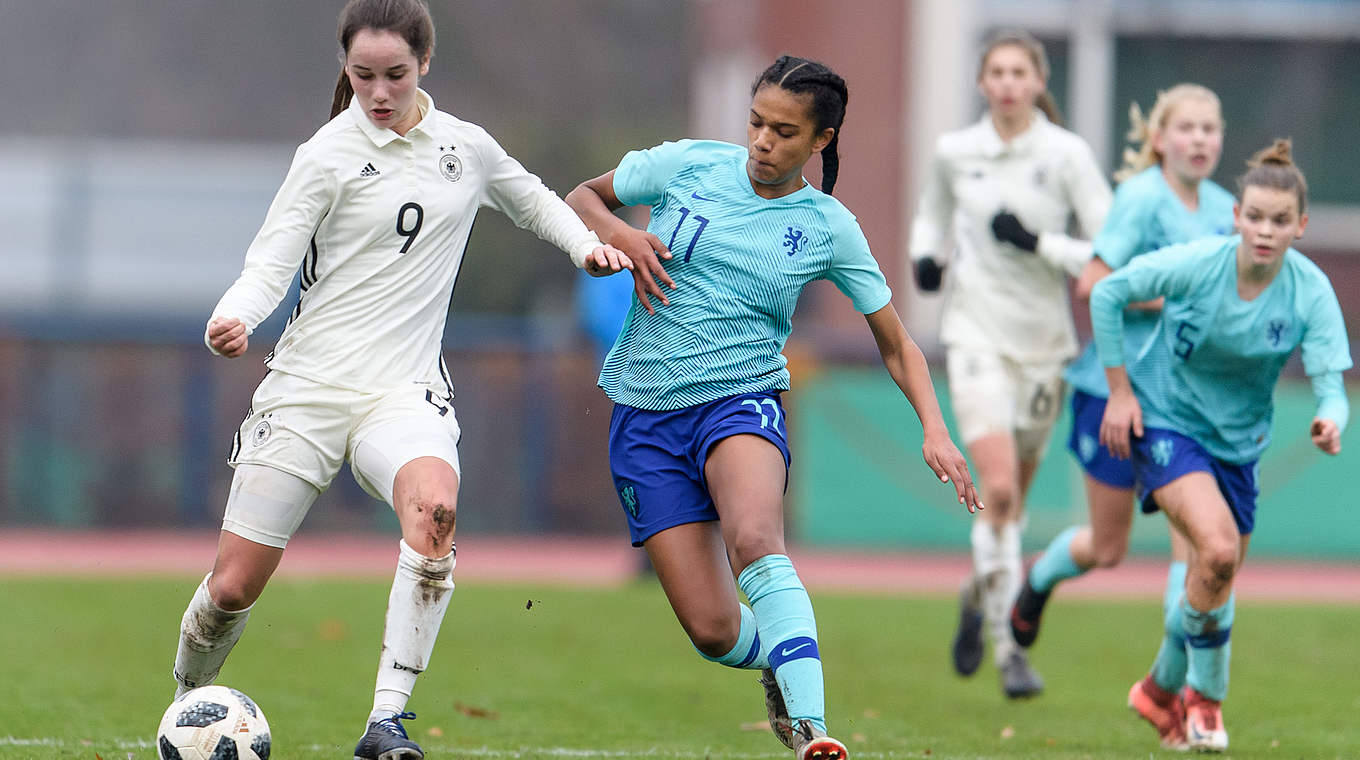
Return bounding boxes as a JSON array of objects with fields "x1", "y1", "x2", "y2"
[
  {"x1": 864, "y1": 304, "x2": 981, "y2": 513},
  {"x1": 566, "y1": 171, "x2": 675, "y2": 314}
]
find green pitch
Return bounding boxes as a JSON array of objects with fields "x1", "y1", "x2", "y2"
[{"x1": 0, "y1": 577, "x2": 1355, "y2": 759}]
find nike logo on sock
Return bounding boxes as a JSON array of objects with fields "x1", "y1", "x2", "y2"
[{"x1": 780, "y1": 642, "x2": 812, "y2": 657}]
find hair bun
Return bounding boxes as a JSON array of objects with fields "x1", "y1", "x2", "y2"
[{"x1": 1249, "y1": 138, "x2": 1294, "y2": 168}]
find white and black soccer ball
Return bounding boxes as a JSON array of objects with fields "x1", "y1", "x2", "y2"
[{"x1": 156, "y1": 685, "x2": 271, "y2": 760}]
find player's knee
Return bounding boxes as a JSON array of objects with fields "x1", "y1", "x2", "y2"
[
  {"x1": 407, "y1": 495, "x2": 457, "y2": 556},
  {"x1": 727, "y1": 531, "x2": 782, "y2": 572},
  {"x1": 1089, "y1": 540, "x2": 1127, "y2": 569},
  {"x1": 685, "y1": 613, "x2": 741, "y2": 659},
  {"x1": 1199, "y1": 541, "x2": 1239, "y2": 585},
  {"x1": 208, "y1": 573, "x2": 260, "y2": 612},
  {"x1": 982, "y1": 483, "x2": 1019, "y2": 519}
]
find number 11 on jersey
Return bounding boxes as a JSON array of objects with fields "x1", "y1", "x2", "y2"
[{"x1": 668, "y1": 206, "x2": 710, "y2": 262}]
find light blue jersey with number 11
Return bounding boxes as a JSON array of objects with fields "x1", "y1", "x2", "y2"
[{"x1": 600, "y1": 140, "x2": 892, "y2": 411}]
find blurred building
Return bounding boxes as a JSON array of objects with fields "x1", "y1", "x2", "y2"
[{"x1": 2, "y1": 1, "x2": 1357, "y2": 555}]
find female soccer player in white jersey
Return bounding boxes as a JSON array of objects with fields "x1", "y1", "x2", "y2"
[
  {"x1": 1095, "y1": 140, "x2": 1350, "y2": 752},
  {"x1": 169, "y1": 2, "x2": 635, "y2": 758},
  {"x1": 1011, "y1": 85, "x2": 1234, "y2": 666},
  {"x1": 908, "y1": 30, "x2": 1111, "y2": 698},
  {"x1": 566, "y1": 56, "x2": 981, "y2": 760}
]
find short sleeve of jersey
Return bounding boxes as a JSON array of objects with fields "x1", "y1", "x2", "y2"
[
  {"x1": 613, "y1": 140, "x2": 739, "y2": 208},
  {"x1": 1296, "y1": 258, "x2": 1354, "y2": 377},
  {"x1": 821, "y1": 204, "x2": 892, "y2": 314},
  {"x1": 1092, "y1": 173, "x2": 1155, "y2": 269}
]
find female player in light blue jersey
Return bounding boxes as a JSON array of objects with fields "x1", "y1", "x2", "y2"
[
  {"x1": 566, "y1": 56, "x2": 980, "y2": 760},
  {"x1": 1093, "y1": 140, "x2": 1350, "y2": 752},
  {"x1": 1011, "y1": 86, "x2": 1234, "y2": 666}
]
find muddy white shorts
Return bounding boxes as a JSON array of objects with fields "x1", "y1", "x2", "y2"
[
  {"x1": 945, "y1": 348, "x2": 1065, "y2": 463},
  {"x1": 224, "y1": 370, "x2": 461, "y2": 545}
]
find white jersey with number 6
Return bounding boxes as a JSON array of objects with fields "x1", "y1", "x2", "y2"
[
  {"x1": 910, "y1": 111, "x2": 1111, "y2": 363},
  {"x1": 210, "y1": 89, "x2": 601, "y2": 392}
]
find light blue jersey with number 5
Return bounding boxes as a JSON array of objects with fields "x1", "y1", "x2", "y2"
[
  {"x1": 1092, "y1": 235, "x2": 1352, "y2": 464},
  {"x1": 600, "y1": 140, "x2": 892, "y2": 411}
]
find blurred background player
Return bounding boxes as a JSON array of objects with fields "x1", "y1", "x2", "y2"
[
  {"x1": 908, "y1": 30, "x2": 1110, "y2": 698},
  {"x1": 1011, "y1": 85, "x2": 1234, "y2": 667},
  {"x1": 170, "y1": 2, "x2": 634, "y2": 759},
  {"x1": 1093, "y1": 140, "x2": 1350, "y2": 751},
  {"x1": 567, "y1": 55, "x2": 980, "y2": 760}
]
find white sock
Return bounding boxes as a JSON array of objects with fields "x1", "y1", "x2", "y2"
[
  {"x1": 369, "y1": 540, "x2": 455, "y2": 724},
  {"x1": 173, "y1": 573, "x2": 252, "y2": 698},
  {"x1": 971, "y1": 520, "x2": 1023, "y2": 665}
]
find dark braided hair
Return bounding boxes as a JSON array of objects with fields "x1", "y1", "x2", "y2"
[{"x1": 751, "y1": 55, "x2": 849, "y2": 195}]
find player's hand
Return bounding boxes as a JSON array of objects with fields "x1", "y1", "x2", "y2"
[
  {"x1": 207, "y1": 317, "x2": 248, "y2": 358},
  {"x1": 913, "y1": 256, "x2": 945, "y2": 292},
  {"x1": 991, "y1": 210, "x2": 1039, "y2": 253},
  {"x1": 921, "y1": 428, "x2": 983, "y2": 514},
  {"x1": 606, "y1": 226, "x2": 674, "y2": 314},
  {"x1": 1099, "y1": 387, "x2": 1143, "y2": 460},
  {"x1": 583, "y1": 243, "x2": 634, "y2": 277},
  {"x1": 1311, "y1": 417, "x2": 1342, "y2": 455}
]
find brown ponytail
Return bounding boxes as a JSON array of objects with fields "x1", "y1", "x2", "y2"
[
  {"x1": 329, "y1": 0, "x2": 435, "y2": 120},
  {"x1": 1238, "y1": 138, "x2": 1308, "y2": 213},
  {"x1": 979, "y1": 30, "x2": 1063, "y2": 127},
  {"x1": 330, "y1": 69, "x2": 355, "y2": 119}
]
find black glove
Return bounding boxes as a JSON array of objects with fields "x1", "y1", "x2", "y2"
[
  {"x1": 914, "y1": 256, "x2": 945, "y2": 292},
  {"x1": 991, "y1": 211, "x2": 1039, "y2": 253}
]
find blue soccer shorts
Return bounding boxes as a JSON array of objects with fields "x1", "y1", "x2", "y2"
[
  {"x1": 1131, "y1": 426, "x2": 1259, "y2": 535},
  {"x1": 1066, "y1": 389, "x2": 1138, "y2": 489},
  {"x1": 608, "y1": 391, "x2": 791, "y2": 546}
]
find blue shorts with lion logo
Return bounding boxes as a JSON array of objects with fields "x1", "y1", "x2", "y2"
[
  {"x1": 608, "y1": 392, "x2": 791, "y2": 546},
  {"x1": 1132, "y1": 426, "x2": 1259, "y2": 535}
]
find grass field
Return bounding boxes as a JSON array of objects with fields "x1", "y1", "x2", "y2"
[{"x1": 1, "y1": 577, "x2": 1356, "y2": 759}]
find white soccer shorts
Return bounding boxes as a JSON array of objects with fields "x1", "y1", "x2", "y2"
[
  {"x1": 224, "y1": 370, "x2": 462, "y2": 545},
  {"x1": 945, "y1": 348, "x2": 1065, "y2": 463}
]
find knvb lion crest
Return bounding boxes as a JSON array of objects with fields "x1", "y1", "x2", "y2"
[
  {"x1": 782, "y1": 225, "x2": 809, "y2": 257},
  {"x1": 1266, "y1": 319, "x2": 1288, "y2": 348},
  {"x1": 619, "y1": 483, "x2": 640, "y2": 518},
  {"x1": 1151, "y1": 438, "x2": 1174, "y2": 468}
]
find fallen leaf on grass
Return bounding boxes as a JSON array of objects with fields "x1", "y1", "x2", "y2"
[
  {"x1": 1000, "y1": 725, "x2": 1015, "y2": 739},
  {"x1": 455, "y1": 701, "x2": 499, "y2": 719}
]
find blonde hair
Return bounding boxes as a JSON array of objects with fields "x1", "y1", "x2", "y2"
[
  {"x1": 1114, "y1": 84, "x2": 1222, "y2": 182},
  {"x1": 978, "y1": 30, "x2": 1062, "y2": 126},
  {"x1": 1239, "y1": 138, "x2": 1308, "y2": 214}
]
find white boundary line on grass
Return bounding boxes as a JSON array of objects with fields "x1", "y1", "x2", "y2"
[{"x1": 0, "y1": 736, "x2": 908, "y2": 758}]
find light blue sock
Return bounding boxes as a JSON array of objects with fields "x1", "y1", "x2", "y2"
[
  {"x1": 1183, "y1": 594, "x2": 1234, "y2": 701},
  {"x1": 1029, "y1": 526, "x2": 1085, "y2": 593},
  {"x1": 695, "y1": 603, "x2": 767, "y2": 670},
  {"x1": 738, "y1": 554, "x2": 825, "y2": 733},
  {"x1": 1163, "y1": 561, "x2": 1188, "y2": 618},
  {"x1": 1150, "y1": 588, "x2": 1189, "y2": 692}
]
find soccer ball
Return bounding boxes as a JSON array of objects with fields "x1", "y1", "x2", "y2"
[{"x1": 156, "y1": 685, "x2": 271, "y2": 760}]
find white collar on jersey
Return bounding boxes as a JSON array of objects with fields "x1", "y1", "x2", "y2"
[
  {"x1": 976, "y1": 108, "x2": 1048, "y2": 159},
  {"x1": 350, "y1": 88, "x2": 435, "y2": 147}
]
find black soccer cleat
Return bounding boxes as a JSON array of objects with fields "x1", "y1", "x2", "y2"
[
  {"x1": 1009, "y1": 573, "x2": 1052, "y2": 649},
  {"x1": 1000, "y1": 650, "x2": 1044, "y2": 699},
  {"x1": 354, "y1": 711, "x2": 423, "y2": 760},
  {"x1": 951, "y1": 580, "x2": 984, "y2": 676}
]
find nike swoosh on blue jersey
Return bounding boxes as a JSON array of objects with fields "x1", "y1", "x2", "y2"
[
  {"x1": 690, "y1": 191, "x2": 716, "y2": 202},
  {"x1": 779, "y1": 642, "x2": 812, "y2": 657}
]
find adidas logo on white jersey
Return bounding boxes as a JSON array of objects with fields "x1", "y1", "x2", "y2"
[{"x1": 359, "y1": 162, "x2": 381, "y2": 177}]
